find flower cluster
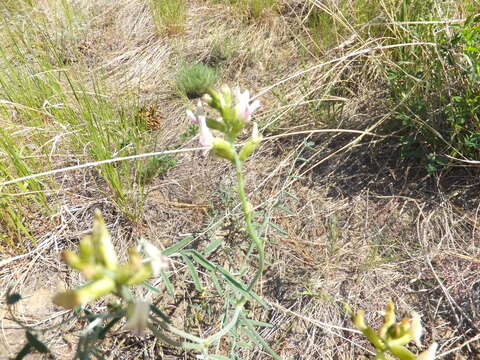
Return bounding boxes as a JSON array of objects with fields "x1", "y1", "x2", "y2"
[
  {"x1": 349, "y1": 301, "x2": 437, "y2": 360},
  {"x1": 186, "y1": 85, "x2": 262, "y2": 162},
  {"x1": 53, "y1": 210, "x2": 168, "y2": 309}
]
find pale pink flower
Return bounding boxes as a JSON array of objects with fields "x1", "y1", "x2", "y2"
[
  {"x1": 233, "y1": 87, "x2": 261, "y2": 122},
  {"x1": 185, "y1": 106, "x2": 214, "y2": 148},
  {"x1": 198, "y1": 115, "x2": 214, "y2": 147}
]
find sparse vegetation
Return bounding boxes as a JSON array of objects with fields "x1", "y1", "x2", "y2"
[{"x1": 1, "y1": 0, "x2": 480, "y2": 359}]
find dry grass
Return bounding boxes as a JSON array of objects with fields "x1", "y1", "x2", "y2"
[{"x1": 1, "y1": 0, "x2": 480, "y2": 359}]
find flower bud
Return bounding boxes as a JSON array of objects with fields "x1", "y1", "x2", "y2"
[
  {"x1": 220, "y1": 84, "x2": 232, "y2": 107},
  {"x1": 62, "y1": 251, "x2": 84, "y2": 271},
  {"x1": 239, "y1": 123, "x2": 262, "y2": 161},
  {"x1": 143, "y1": 241, "x2": 169, "y2": 276},
  {"x1": 125, "y1": 265, "x2": 153, "y2": 286},
  {"x1": 380, "y1": 300, "x2": 396, "y2": 337},
  {"x1": 53, "y1": 277, "x2": 116, "y2": 309},
  {"x1": 212, "y1": 138, "x2": 235, "y2": 162},
  {"x1": 198, "y1": 116, "x2": 214, "y2": 147},
  {"x1": 79, "y1": 235, "x2": 94, "y2": 263},
  {"x1": 206, "y1": 117, "x2": 226, "y2": 133},
  {"x1": 202, "y1": 94, "x2": 213, "y2": 105},
  {"x1": 353, "y1": 310, "x2": 367, "y2": 330}
]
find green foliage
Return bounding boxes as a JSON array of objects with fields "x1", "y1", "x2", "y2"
[
  {"x1": 136, "y1": 155, "x2": 176, "y2": 185},
  {"x1": 386, "y1": 4, "x2": 480, "y2": 169},
  {"x1": 149, "y1": 0, "x2": 186, "y2": 34},
  {"x1": 0, "y1": 4, "x2": 158, "y2": 245},
  {"x1": 209, "y1": 34, "x2": 238, "y2": 66},
  {"x1": 305, "y1": 0, "x2": 384, "y2": 54},
  {"x1": 176, "y1": 63, "x2": 218, "y2": 99},
  {"x1": 8, "y1": 86, "x2": 269, "y2": 359}
]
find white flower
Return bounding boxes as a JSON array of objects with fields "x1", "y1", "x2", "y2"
[
  {"x1": 410, "y1": 312, "x2": 423, "y2": 347},
  {"x1": 198, "y1": 115, "x2": 214, "y2": 147},
  {"x1": 233, "y1": 87, "x2": 261, "y2": 122},
  {"x1": 416, "y1": 342, "x2": 438, "y2": 360},
  {"x1": 185, "y1": 103, "x2": 214, "y2": 147},
  {"x1": 143, "y1": 241, "x2": 169, "y2": 277},
  {"x1": 126, "y1": 300, "x2": 150, "y2": 336}
]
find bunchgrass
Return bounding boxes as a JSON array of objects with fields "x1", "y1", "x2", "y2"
[
  {"x1": 220, "y1": 0, "x2": 277, "y2": 18},
  {"x1": 176, "y1": 63, "x2": 218, "y2": 99},
  {"x1": 149, "y1": 0, "x2": 187, "y2": 34}
]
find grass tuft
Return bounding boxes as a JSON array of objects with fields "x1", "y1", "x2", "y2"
[
  {"x1": 149, "y1": 0, "x2": 187, "y2": 34},
  {"x1": 176, "y1": 63, "x2": 219, "y2": 99}
]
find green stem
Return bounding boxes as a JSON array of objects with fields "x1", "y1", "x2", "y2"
[{"x1": 233, "y1": 151, "x2": 264, "y2": 292}]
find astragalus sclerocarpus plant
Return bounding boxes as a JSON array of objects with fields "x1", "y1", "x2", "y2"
[
  {"x1": 6, "y1": 86, "x2": 439, "y2": 360},
  {"x1": 7, "y1": 85, "x2": 274, "y2": 360},
  {"x1": 347, "y1": 301, "x2": 437, "y2": 360}
]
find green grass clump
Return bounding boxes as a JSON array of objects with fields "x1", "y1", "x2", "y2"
[
  {"x1": 176, "y1": 63, "x2": 218, "y2": 99},
  {"x1": 149, "y1": 0, "x2": 186, "y2": 34},
  {"x1": 384, "y1": 3, "x2": 480, "y2": 171},
  {"x1": 305, "y1": 0, "x2": 384, "y2": 54},
  {"x1": 219, "y1": 0, "x2": 276, "y2": 19}
]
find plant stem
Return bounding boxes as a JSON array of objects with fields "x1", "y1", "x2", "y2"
[{"x1": 233, "y1": 151, "x2": 264, "y2": 292}]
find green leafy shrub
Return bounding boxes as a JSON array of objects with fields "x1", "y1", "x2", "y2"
[{"x1": 176, "y1": 63, "x2": 218, "y2": 99}]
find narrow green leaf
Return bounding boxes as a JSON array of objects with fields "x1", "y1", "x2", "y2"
[
  {"x1": 268, "y1": 222, "x2": 288, "y2": 235},
  {"x1": 142, "y1": 281, "x2": 161, "y2": 294},
  {"x1": 98, "y1": 316, "x2": 123, "y2": 339},
  {"x1": 150, "y1": 304, "x2": 170, "y2": 322},
  {"x1": 244, "y1": 319, "x2": 274, "y2": 328},
  {"x1": 217, "y1": 266, "x2": 268, "y2": 308},
  {"x1": 235, "y1": 341, "x2": 254, "y2": 350},
  {"x1": 203, "y1": 237, "x2": 224, "y2": 255},
  {"x1": 163, "y1": 236, "x2": 194, "y2": 256},
  {"x1": 209, "y1": 270, "x2": 224, "y2": 296},
  {"x1": 244, "y1": 325, "x2": 282, "y2": 360},
  {"x1": 160, "y1": 271, "x2": 175, "y2": 297},
  {"x1": 188, "y1": 250, "x2": 216, "y2": 271},
  {"x1": 275, "y1": 204, "x2": 294, "y2": 216},
  {"x1": 26, "y1": 331, "x2": 49, "y2": 353},
  {"x1": 181, "y1": 254, "x2": 203, "y2": 291}
]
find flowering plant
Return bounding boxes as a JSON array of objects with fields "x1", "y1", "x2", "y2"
[
  {"x1": 7, "y1": 85, "x2": 270, "y2": 360},
  {"x1": 6, "y1": 85, "x2": 439, "y2": 360},
  {"x1": 347, "y1": 301, "x2": 438, "y2": 360}
]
